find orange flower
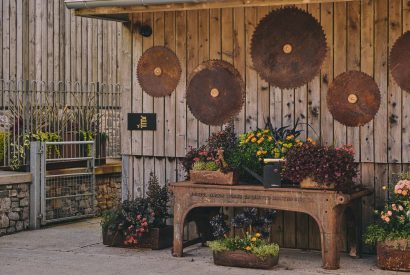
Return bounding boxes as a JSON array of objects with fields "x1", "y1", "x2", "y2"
[{"x1": 245, "y1": 246, "x2": 251, "y2": 251}]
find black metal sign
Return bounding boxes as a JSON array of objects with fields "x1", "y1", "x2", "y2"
[{"x1": 127, "y1": 113, "x2": 156, "y2": 131}]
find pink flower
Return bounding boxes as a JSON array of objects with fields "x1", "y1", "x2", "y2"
[
  {"x1": 137, "y1": 215, "x2": 142, "y2": 220},
  {"x1": 387, "y1": 211, "x2": 392, "y2": 216},
  {"x1": 385, "y1": 217, "x2": 390, "y2": 223},
  {"x1": 193, "y1": 157, "x2": 200, "y2": 162}
]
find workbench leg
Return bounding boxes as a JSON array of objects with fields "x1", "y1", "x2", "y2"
[
  {"x1": 320, "y1": 210, "x2": 342, "y2": 270},
  {"x1": 172, "y1": 209, "x2": 185, "y2": 257}
]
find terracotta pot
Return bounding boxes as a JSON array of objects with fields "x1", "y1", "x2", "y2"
[
  {"x1": 102, "y1": 225, "x2": 173, "y2": 250},
  {"x1": 213, "y1": 250, "x2": 279, "y2": 269},
  {"x1": 300, "y1": 177, "x2": 335, "y2": 190},
  {"x1": 377, "y1": 239, "x2": 410, "y2": 271},
  {"x1": 190, "y1": 170, "x2": 237, "y2": 185}
]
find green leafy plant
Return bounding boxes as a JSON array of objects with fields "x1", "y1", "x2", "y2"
[
  {"x1": 364, "y1": 173, "x2": 410, "y2": 245},
  {"x1": 79, "y1": 130, "x2": 94, "y2": 157},
  {"x1": 146, "y1": 172, "x2": 171, "y2": 228},
  {"x1": 0, "y1": 132, "x2": 10, "y2": 164},
  {"x1": 282, "y1": 142, "x2": 358, "y2": 191}
]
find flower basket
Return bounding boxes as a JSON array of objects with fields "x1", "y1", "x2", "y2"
[
  {"x1": 376, "y1": 239, "x2": 410, "y2": 271},
  {"x1": 102, "y1": 225, "x2": 173, "y2": 250},
  {"x1": 190, "y1": 170, "x2": 237, "y2": 185},
  {"x1": 300, "y1": 177, "x2": 335, "y2": 190},
  {"x1": 213, "y1": 250, "x2": 279, "y2": 269}
]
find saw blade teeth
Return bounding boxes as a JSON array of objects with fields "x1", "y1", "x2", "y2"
[{"x1": 389, "y1": 31, "x2": 410, "y2": 93}]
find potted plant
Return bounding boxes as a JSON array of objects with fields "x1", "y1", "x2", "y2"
[
  {"x1": 364, "y1": 173, "x2": 410, "y2": 271},
  {"x1": 282, "y1": 142, "x2": 358, "y2": 191},
  {"x1": 101, "y1": 173, "x2": 172, "y2": 249},
  {"x1": 207, "y1": 208, "x2": 280, "y2": 269},
  {"x1": 183, "y1": 124, "x2": 239, "y2": 185}
]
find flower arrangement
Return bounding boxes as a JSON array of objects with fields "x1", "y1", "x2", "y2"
[
  {"x1": 101, "y1": 173, "x2": 171, "y2": 246},
  {"x1": 282, "y1": 142, "x2": 358, "y2": 191},
  {"x1": 364, "y1": 173, "x2": 410, "y2": 244},
  {"x1": 182, "y1": 124, "x2": 238, "y2": 174},
  {"x1": 207, "y1": 208, "x2": 279, "y2": 260}
]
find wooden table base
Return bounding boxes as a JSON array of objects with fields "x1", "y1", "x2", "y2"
[{"x1": 170, "y1": 182, "x2": 371, "y2": 270}]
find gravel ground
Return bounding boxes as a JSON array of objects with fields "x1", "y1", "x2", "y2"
[{"x1": 0, "y1": 218, "x2": 401, "y2": 275}]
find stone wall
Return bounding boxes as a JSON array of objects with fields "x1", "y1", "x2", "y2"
[
  {"x1": 96, "y1": 173, "x2": 121, "y2": 214},
  {"x1": 0, "y1": 183, "x2": 30, "y2": 236}
]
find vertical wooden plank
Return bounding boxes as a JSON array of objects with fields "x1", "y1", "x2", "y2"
[
  {"x1": 133, "y1": 157, "x2": 144, "y2": 199},
  {"x1": 402, "y1": 0, "x2": 410, "y2": 163},
  {"x1": 3, "y1": 0, "x2": 10, "y2": 80},
  {"x1": 97, "y1": 20, "x2": 103, "y2": 82},
  {"x1": 131, "y1": 14, "x2": 143, "y2": 156},
  {"x1": 64, "y1": 0, "x2": 71, "y2": 83},
  {"x1": 87, "y1": 19, "x2": 92, "y2": 83},
  {"x1": 164, "y1": 11, "x2": 176, "y2": 157},
  {"x1": 165, "y1": 158, "x2": 177, "y2": 184},
  {"x1": 245, "y1": 7, "x2": 258, "y2": 131},
  {"x1": 59, "y1": 0, "x2": 65, "y2": 81},
  {"x1": 197, "y1": 9, "x2": 210, "y2": 146},
  {"x1": 41, "y1": 0, "x2": 47, "y2": 81},
  {"x1": 307, "y1": 3, "x2": 322, "y2": 251},
  {"x1": 53, "y1": 0, "x2": 60, "y2": 82},
  {"x1": 0, "y1": 1, "x2": 3, "y2": 80},
  {"x1": 155, "y1": 158, "x2": 166, "y2": 187},
  {"x1": 176, "y1": 158, "x2": 187, "y2": 181},
  {"x1": 47, "y1": 0, "x2": 53, "y2": 82},
  {"x1": 70, "y1": 7, "x2": 77, "y2": 82},
  {"x1": 186, "y1": 10, "x2": 199, "y2": 149},
  {"x1": 17, "y1": 0, "x2": 24, "y2": 80},
  {"x1": 256, "y1": 7, "x2": 270, "y2": 128},
  {"x1": 119, "y1": 19, "x2": 133, "y2": 156},
  {"x1": 375, "y1": 163, "x2": 388, "y2": 209},
  {"x1": 346, "y1": 0, "x2": 361, "y2": 162},
  {"x1": 143, "y1": 157, "x2": 155, "y2": 196},
  {"x1": 360, "y1": 0, "x2": 375, "y2": 162},
  {"x1": 175, "y1": 11, "x2": 187, "y2": 157},
  {"x1": 142, "y1": 13, "x2": 154, "y2": 156},
  {"x1": 361, "y1": 163, "x2": 375, "y2": 253},
  {"x1": 153, "y1": 12, "x2": 165, "y2": 156},
  {"x1": 388, "y1": 0, "x2": 402, "y2": 164},
  {"x1": 320, "y1": 2, "x2": 334, "y2": 146},
  {"x1": 209, "y1": 9, "x2": 221, "y2": 134},
  {"x1": 9, "y1": 0, "x2": 16, "y2": 80},
  {"x1": 333, "y1": 2, "x2": 347, "y2": 146},
  {"x1": 373, "y1": 0, "x2": 388, "y2": 164},
  {"x1": 91, "y1": 20, "x2": 98, "y2": 82},
  {"x1": 233, "y1": 7, "x2": 246, "y2": 134}
]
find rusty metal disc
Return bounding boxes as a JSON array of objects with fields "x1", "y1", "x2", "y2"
[
  {"x1": 390, "y1": 31, "x2": 410, "y2": 93},
  {"x1": 251, "y1": 7, "x2": 327, "y2": 89},
  {"x1": 186, "y1": 60, "x2": 245, "y2": 126},
  {"x1": 137, "y1": 46, "x2": 182, "y2": 97},
  {"x1": 327, "y1": 71, "x2": 381, "y2": 127}
]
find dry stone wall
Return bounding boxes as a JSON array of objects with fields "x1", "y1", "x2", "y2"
[{"x1": 0, "y1": 183, "x2": 30, "y2": 236}]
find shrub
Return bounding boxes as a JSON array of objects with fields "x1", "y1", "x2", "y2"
[
  {"x1": 282, "y1": 142, "x2": 358, "y2": 191},
  {"x1": 0, "y1": 132, "x2": 9, "y2": 163}
]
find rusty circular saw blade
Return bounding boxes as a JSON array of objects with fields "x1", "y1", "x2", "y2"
[
  {"x1": 137, "y1": 46, "x2": 182, "y2": 97},
  {"x1": 186, "y1": 60, "x2": 245, "y2": 126},
  {"x1": 327, "y1": 71, "x2": 381, "y2": 127},
  {"x1": 251, "y1": 7, "x2": 327, "y2": 89},
  {"x1": 390, "y1": 31, "x2": 410, "y2": 93}
]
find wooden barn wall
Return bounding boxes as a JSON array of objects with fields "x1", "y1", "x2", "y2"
[
  {"x1": 0, "y1": 0, "x2": 121, "y2": 84},
  {"x1": 120, "y1": 0, "x2": 410, "y2": 250}
]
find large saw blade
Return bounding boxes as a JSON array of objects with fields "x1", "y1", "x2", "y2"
[
  {"x1": 390, "y1": 31, "x2": 410, "y2": 93},
  {"x1": 186, "y1": 60, "x2": 245, "y2": 126},
  {"x1": 251, "y1": 7, "x2": 327, "y2": 89},
  {"x1": 137, "y1": 46, "x2": 182, "y2": 97},
  {"x1": 327, "y1": 71, "x2": 381, "y2": 127}
]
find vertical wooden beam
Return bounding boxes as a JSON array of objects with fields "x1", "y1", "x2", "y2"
[
  {"x1": 402, "y1": 0, "x2": 410, "y2": 162},
  {"x1": 374, "y1": 0, "x2": 388, "y2": 163},
  {"x1": 197, "y1": 9, "x2": 210, "y2": 146},
  {"x1": 3, "y1": 0, "x2": 10, "y2": 80},
  {"x1": 175, "y1": 11, "x2": 187, "y2": 157},
  {"x1": 164, "y1": 11, "x2": 176, "y2": 157},
  {"x1": 388, "y1": 0, "x2": 402, "y2": 164},
  {"x1": 9, "y1": 0, "x2": 17, "y2": 80},
  {"x1": 153, "y1": 12, "x2": 166, "y2": 157},
  {"x1": 245, "y1": 7, "x2": 257, "y2": 131},
  {"x1": 186, "y1": 10, "x2": 199, "y2": 149}
]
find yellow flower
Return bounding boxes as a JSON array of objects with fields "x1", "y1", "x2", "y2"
[
  {"x1": 286, "y1": 135, "x2": 294, "y2": 140},
  {"x1": 382, "y1": 186, "x2": 387, "y2": 190},
  {"x1": 257, "y1": 137, "x2": 264, "y2": 144},
  {"x1": 268, "y1": 136, "x2": 273, "y2": 141},
  {"x1": 251, "y1": 137, "x2": 257, "y2": 143},
  {"x1": 256, "y1": 150, "x2": 262, "y2": 156},
  {"x1": 251, "y1": 237, "x2": 257, "y2": 242},
  {"x1": 257, "y1": 133, "x2": 262, "y2": 137},
  {"x1": 307, "y1": 138, "x2": 316, "y2": 145},
  {"x1": 263, "y1": 129, "x2": 269, "y2": 134},
  {"x1": 245, "y1": 246, "x2": 251, "y2": 251},
  {"x1": 255, "y1": 233, "x2": 261, "y2": 238}
]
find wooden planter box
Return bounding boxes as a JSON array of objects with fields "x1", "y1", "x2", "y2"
[
  {"x1": 102, "y1": 225, "x2": 173, "y2": 250},
  {"x1": 213, "y1": 250, "x2": 279, "y2": 269},
  {"x1": 190, "y1": 170, "x2": 237, "y2": 185},
  {"x1": 377, "y1": 239, "x2": 410, "y2": 271}
]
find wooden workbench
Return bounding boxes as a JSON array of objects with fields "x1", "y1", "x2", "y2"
[{"x1": 170, "y1": 181, "x2": 372, "y2": 270}]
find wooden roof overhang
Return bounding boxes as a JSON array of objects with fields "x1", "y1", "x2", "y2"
[{"x1": 71, "y1": 0, "x2": 358, "y2": 21}]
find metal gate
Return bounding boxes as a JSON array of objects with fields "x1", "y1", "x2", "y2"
[{"x1": 30, "y1": 141, "x2": 96, "y2": 226}]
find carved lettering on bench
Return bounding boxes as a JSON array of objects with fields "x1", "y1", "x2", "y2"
[{"x1": 190, "y1": 192, "x2": 313, "y2": 203}]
